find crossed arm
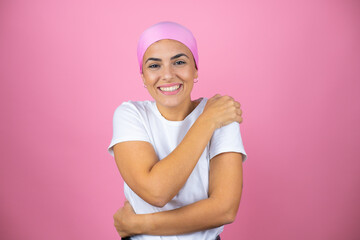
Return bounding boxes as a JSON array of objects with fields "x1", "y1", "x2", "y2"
[
  {"x1": 113, "y1": 145, "x2": 243, "y2": 237},
  {"x1": 116, "y1": 152, "x2": 243, "y2": 236}
]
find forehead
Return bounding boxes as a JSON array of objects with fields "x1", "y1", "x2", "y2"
[{"x1": 143, "y1": 39, "x2": 192, "y2": 57}]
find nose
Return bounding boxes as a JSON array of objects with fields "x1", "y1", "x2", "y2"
[{"x1": 161, "y1": 64, "x2": 175, "y2": 82}]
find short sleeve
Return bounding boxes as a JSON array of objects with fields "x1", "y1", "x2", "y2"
[
  {"x1": 107, "y1": 102, "x2": 151, "y2": 157},
  {"x1": 209, "y1": 122, "x2": 247, "y2": 162}
]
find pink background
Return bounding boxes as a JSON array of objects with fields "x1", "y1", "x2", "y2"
[{"x1": 1, "y1": 0, "x2": 359, "y2": 239}]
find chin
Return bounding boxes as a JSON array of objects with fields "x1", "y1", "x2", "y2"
[
  {"x1": 159, "y1": 99, "x2": 183, "y2": 108},
  {"x1": 156, "y1": 96, "x2": 188, "y2": 108}
]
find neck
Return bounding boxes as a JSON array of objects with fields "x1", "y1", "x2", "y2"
[{"x1": 156, "y1": 99, "x2": 199, "y2": 121}]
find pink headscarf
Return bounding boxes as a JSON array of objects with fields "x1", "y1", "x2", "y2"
[{"x1": 137, "y1": 21, "x2": 199, "y2": 74}]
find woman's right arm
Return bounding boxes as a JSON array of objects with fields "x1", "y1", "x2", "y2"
[{"x1": 113, "y1": 95, "x2": 242, "y2": 207}]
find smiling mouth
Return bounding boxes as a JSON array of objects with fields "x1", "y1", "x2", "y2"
[
  {"x1": 158, "y1": 84, "x2": 181, "y2": 92},
  {"x1": 157, "y1": 83, "x2": 183, "y2": 95}
]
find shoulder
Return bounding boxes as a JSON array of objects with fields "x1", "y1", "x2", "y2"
[
  {"x1": 111, "y1": 100, "x2": 154, "y2": 126},
  {"x1": 113, "y1": 100, "x2": 153, "y2": 116},
  {"x1": 213, "y1": 122, "x2": 241, "y2": 139}
]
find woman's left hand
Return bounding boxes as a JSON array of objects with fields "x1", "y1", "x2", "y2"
[{"x1": 113, "y1": 201, "x2": 138, "y2": 238}]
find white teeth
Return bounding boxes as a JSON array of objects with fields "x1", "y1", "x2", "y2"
[{"x1": 159, "y1": 84, "x2": 181, "y2": 92}]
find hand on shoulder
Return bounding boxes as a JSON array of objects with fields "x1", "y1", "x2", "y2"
[{"x1": 201, "y1": 94, "x2": 243, "y2": 129}]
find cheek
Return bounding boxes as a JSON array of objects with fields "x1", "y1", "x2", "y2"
[
  {"x1": 143, "y1": 73, "x2": 158, "y2": 85},
  {"x1": 177, "y1": 69, "x2": 195, "y2": 81}
]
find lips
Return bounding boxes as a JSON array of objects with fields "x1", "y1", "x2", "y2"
[
  {"x1": 157, "y1": 83, "x2": 183, "y2": 95},
  {"x1": 159, "y1": 84, "x2": 181, "y2": 92}
]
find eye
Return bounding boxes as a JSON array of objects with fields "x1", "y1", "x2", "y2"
[
  {"x1": 148, "y1": 64, "x2": 160, "y2": 69},
  {"x1": 174, "y1": 60, "x2": 186, "y2": 65}
]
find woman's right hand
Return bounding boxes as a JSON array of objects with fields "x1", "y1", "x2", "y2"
[
  {"x1": 113, "y1": 201, "x2": 138, "y2": 238},
  {"x1": 200, "y1": 94, "x2": 243, "y2": 129}
]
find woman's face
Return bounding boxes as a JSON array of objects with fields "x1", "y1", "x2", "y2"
[{"x1": 141, "y1": 39, "x2": 198, "y2": 109}]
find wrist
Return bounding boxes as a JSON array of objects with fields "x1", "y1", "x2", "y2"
[
  {"x1": 133, "y1": 213, "x2": 152, "y2": 235},
  {"x1": 197, "y1": 113, "x2": 216, "y2": 132}
]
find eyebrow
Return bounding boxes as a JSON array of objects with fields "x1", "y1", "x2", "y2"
[{"x1": 145, "y1": 53, "x2": 189, "y2": 64}]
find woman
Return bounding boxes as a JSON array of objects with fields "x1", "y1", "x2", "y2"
[{"x1": 108, "y1": 21, "x2": 247, "y2": 240}]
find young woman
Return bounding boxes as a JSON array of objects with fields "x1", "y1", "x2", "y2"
[{"x1": 108, "y1": 21, "x2": 247, "y2": 240}]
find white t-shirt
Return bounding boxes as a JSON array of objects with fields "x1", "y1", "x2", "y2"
[{"x1": 108, "y1": 97, "x2": 247, "y2": 240}]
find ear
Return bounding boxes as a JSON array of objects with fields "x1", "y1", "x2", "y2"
[
  {"x1": 194, "y1": 69, "x2": 198, "y2": 79},
  {"x1": 141, "y1": 73, "x2": 146, "y2": 86}
]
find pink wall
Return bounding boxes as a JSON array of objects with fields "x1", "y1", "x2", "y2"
[{"x1": 1, "y1": 0, "x2": 359, "y2": 239}]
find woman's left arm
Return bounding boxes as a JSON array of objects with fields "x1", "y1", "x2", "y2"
[{"x1": 113, "y1": 152, "x2": 243, "y2": 237}]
